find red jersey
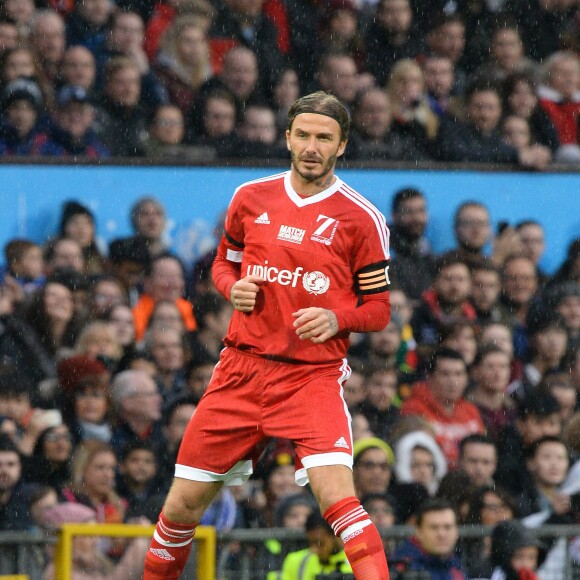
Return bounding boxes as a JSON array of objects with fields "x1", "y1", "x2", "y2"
[{"x1": 212, "y1": 171, "x2": 391, "y2": 364}]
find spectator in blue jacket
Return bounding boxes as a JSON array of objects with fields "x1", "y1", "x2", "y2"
[
  {"x1": 393, "y1": 498, "x2": 467, "y2": 580},
  {"x1": 30, "y1": 85, "x2": 109, "y2": 158}
]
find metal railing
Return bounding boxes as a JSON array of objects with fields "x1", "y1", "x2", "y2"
[{"x1": 3, "y1": 524, "x2": 580, "y2": 579}]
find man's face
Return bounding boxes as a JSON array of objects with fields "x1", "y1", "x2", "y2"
[
  {"x1": 429, "y1": 22, "x2": 465, "y2": 62},
  {"x1": 475, "y1": 352, "x2": 511, "y2": 394},
  {"x1": 163, "y1": 403, "x2": 196, "y2": 447},
  {"x1": 32, "y1": 14, "x2": 65, "y2": 64},
  {"x1": 0, "y1": 450, "x2": 21, "y2": 493},
  {"x1": 79, "y1": 0, "x2": 112, "y2": 25},
  {"x1": 393, "y1": 196, "x2": 427, "y2": 240},
  {"x1": 455, "y1": 205, "x2": 491, "y2": 251},
  {"x1": 0, "y1": 23, "x2": 18, "y2": 53},
  {"x1": 369, "y1": 320, "x2": 401, "y2": 356},
  {"x1": 518, "y1": 414, "x2": 562, "y2": 446},
  {"x1": 468, "y1": 90, "x2": 502, "y2": 134},
  {"x1": 528, "y1": 441, "x2": 569, "y2": 487},
  {"x1": 353, "y1": 90, "x2": 392, "y2": 140},
  {"x1": 492, "y1": 28, "x2": 523, "y2": 70},
  {"x1": 533, "y1": 327, "x2": 567, "y2": 366},
  {"x1": 151, "y1": 106, "x2": 184, "y2": 145},
  {"x1": 57, "y1": 102, "x2": 94, "y2": 140},
  {"x1": 4, "y1": 49, "x2": 35, "y2": 82},
  {"x1": 239, "y1": 107, "x2": 277, "y2": 144},
  {"x1": 410, "y1": 447, "x2": 436, "y2": 489},
  {"x1": 110, "y1": 13, "x2": 144, "y2": 53},
  {"x1": 147, "y1": 258, "x2": 185, "y2": 301},
  {"x1": 134, "y1": 200, "x2": 165, "y2": 239},
  {"x1": 0, "y1": 393, "x2": 30, "y2": 422},
  {"x1": 354, "y1": 448, "x2": 392, "y2": 495},
  {"x1": 434, "y1": 263, "x2": 471, "y2": 306},
  {"x1": 423, "y1": 57, "x2": 454, "y2": 98},
  {"x1": 343, "y1": 372, "x2": 365, "y2": 408},
  {"x1": 120, "y1": 449, "x2": 156, "y2": 483},
  {"x1": 416, "y1": 509, "x2": 459, "y2": 557},
  {"x1": 430, "y1": 358, "x2": 468, "y2": 406},
  {"x1": 204, "y1": 97, "x2": 236, "y2": 137},
  {"x1": 460, "y1": 442, "x2": 497, "y2": 486},
  {"x1": 318, "y1": 56, "x2": 358, "y2": 104},
  {"x1": 518, "y1": 223, "x2": 545, "y2": 265},
  {"x1": 124, "y1": 374, "x2": 162, "y2": 422},
  {"x1": 222, "y1": 49, "x2": 258, "y2": 99},
  {"x1": 52, "y1": 239, "x2": 84, "y2": 272},
  {"x1": 62, "y1": 47, "x2": 96, "y2": 90},
  {"x1": 307, "y1": 528, "x2": 338, "y2": 565},
  {"x1": 106, "y1": 66, "x2": 141, "y2": 108},
  {"x1": 549, "y1": 57, "x2": 580, "y2": 101},
  {"x1": 286, "y1": 113, "x2": 346, "y2": 185},
  {"x1": 115, "y1": 260, "x2": 145, "y2": 290},
  {"x1": 502, "y1": 257, "x2": 538, "y2": 306},
  {"x1": 471, "y1": 269, "x2": 501, "y2": 312},
  {"x1": 151, "y1": 329, "x2": 184, "y2": 372},
  {"x1": 366, "y1": 371, "x2": 397, "y2": 411},
  {"x1": 377, "y1": 0, "x2": 412, "y2": 34}
]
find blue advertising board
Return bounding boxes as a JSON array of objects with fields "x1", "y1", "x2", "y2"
[{"x1": 0, "y1": 164, "x2": 578, "y2": 273}]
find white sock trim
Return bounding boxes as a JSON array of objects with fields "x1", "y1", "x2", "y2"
[
  {"x1": 153, "y1": 530, "x2": 195, "y2": 548},
  {"x1": 340, "y1": 519, "x2": 372, "y2": 543}
]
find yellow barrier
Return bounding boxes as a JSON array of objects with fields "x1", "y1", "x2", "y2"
[
  {"x1": 53, "y1": 524, "x2": 216, "y2": 580},
  {"x1": 0, "y1": 576, "x2": 29, "y2": 579}
]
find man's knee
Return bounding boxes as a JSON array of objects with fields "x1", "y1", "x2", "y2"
[{"x1": 163, "y1": 478, "x2": 222, "y2": 523}]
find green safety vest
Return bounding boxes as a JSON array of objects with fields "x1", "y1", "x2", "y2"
[{"x1": 279, "y1": 548, "x2": 353, "y2": 580}]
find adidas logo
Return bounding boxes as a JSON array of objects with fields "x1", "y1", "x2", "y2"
[
  {"x1": 255, "y1": 212, "x2": 270, "y2": 224},
  {"x1": 334, "y1": 436, "x2": 349, "y2": 449},
  {"x1": 150, "y1": 548, "x2": 175, "y2": 561}
]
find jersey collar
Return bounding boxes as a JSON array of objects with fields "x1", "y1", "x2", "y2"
[{"x1": 284, "y1": 170, "x2": 343, "y2": 207}]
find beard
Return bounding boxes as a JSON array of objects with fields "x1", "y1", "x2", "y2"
[{"x1": 290, "y1": 149, "x2": 338, "y2": 184}]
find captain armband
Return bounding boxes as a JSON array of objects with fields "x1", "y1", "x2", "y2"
[
  {"x1": 354, "y1": 261, "x2": 391, "y2": 295},
  {"x1": 225, "y1": 230, "x2": 244, "y2": 263}
]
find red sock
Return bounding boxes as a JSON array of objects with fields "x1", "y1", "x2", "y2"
[
  {"x1": 324, "y1": 497, "x2": 389, "y2": 580},
  {"x1": 143, "y1": 510, "x2": 197, "y2": 580}
]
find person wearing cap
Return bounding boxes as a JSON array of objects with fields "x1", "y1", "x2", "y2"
[
  {"x1": 488, "y1": 519, "x2": 545, "y2": 580},
  {"x1": 30, "y1": 85, "x2": 109, "y2": 159},
  {"x1": 352, "y1": 436, "x2": 394, "y2": 498},
  {"x1": 0, "y1": 77, "x2": 44, "y2": 155}
]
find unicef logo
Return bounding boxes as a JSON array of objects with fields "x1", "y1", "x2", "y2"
[{"x1": 302, "y1": 271, "x2": 330, "y2": 295}]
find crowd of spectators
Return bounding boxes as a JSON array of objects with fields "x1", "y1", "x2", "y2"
[
  {"x1": 1, "y1": 190, "x2": 580, "y2": 578},
  {"x1": 0, "y1": 0, "x2": 578, "y2": 165}
]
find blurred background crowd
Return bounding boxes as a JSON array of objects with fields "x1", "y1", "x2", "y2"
[
  {"x1": 0, "y1": 0, "x2": 578, "y2": 165},
  {"x1": 0, "y1": 189, "x2": 580, "y2": 577}
]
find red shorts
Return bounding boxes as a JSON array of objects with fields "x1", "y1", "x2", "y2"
[{"x1": 175, "y1": 347, "x2": 353, "y2": 486}]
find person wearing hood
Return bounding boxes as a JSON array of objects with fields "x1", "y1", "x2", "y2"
[
  {"x1": 393, "y1": 497, "x2": 466, "y2": 580},
  {"x1": 393, "y1": 430, "x2": 447, "y2": 496},
  {"x1": 0, "y1": 78, "x2": 44, "y2": 155},
  {"x1": 31, "y1": 85, "x2": 109, "y2": 159},
  {"x1": 488, "y1": 519, "x2": 544, "y2": 580}
]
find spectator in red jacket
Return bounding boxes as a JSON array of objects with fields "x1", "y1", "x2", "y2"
[{"x1": 401, "y1": 347, "x2": 484, "y2": 468}]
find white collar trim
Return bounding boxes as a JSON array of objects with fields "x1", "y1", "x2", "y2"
[{"x1": 283, "y1": 170, "x2": 343, "y2": 207}]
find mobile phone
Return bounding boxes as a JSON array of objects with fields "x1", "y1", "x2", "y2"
[
  {"x1": 43, "y1": 410, "x2": 63, "y2": 428},
  {"x1": 497, "y1": 221, "x2": 509, "y2": 235}
]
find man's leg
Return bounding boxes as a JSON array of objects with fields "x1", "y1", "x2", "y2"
[
  {"x1": 144, "y1": 477, "x2": 222, "y2": 580},
  {"x1": 308, "y1": 464, "x2": 389, "y2": 580}
]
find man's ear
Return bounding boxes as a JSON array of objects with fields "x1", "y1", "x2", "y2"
[
  {"x1": 337, "y1": 139, "x2": 347, "y2": 157},
  {"x1": 285, "y1": 130, "x2": 291, "y2": 151}
]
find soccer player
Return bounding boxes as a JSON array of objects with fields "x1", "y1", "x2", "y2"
[{"x1": 143, "y1": 91, "x2": 392, "y2": 579}]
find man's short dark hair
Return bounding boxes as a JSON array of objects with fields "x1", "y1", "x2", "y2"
[
  {"x1": 0, "y1": 368, "x2": 34, "y2": 399},
  {"x1": 109, "y1": 236, "x2": 151, "y2": 267},
  {"x1": 4, "y1": 239, "x2": 38, "y2": 269},
  {"x1": 518, "y1": 392, "x2": 560, "y2": 420},
  {"x1": 473, "y1": 344, "x2": 509, "y2": 367},
  {"x1": 415, "y1": 498, "x2": 456, "y2": 527},
  {"x1": 0, "y1": 433, "x2": 20, "y2": 456},
  {"x1": 435, "y1": 251, "x2": 469, "y2": 277},
  {"x1": 305, "y1": 510, "x2": 333, "y2": 534},
  {"x1": 524, "y1": 435, "x2": 567, "y2": 460},
  {"x1": 162, "y1": 394, "x2": 198, "y2": 427},
  {"x1": 453, "y1": 200, "x2": 488, "y2": 229},
  {"x1": 287, "y1": 91, "x2": 350, "y2": 142},
  {"x1": 428, "y1": 346, "x2": 467, "y2": 374},
  {"x1": 391, "y1": 187, "x2": 424, "y2": 214},
  {"x1": 193, "y1": 292, "x2": 230, "y2": 331},
  {"x1": 459, "y1": 433, "x2": 496, "y2": 457},
  {"x1": 144, "y1": 252, "x2": 185, "y2": 278}
]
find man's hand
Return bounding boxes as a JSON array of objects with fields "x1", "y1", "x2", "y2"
[
  {"x1": 519, "y1": 145, "x2": 552, "y2": 171},
  {"x1": 293, "y1": 308, "x2": 339, "y2": 344},
  {"x1": 230, "y1": 275, "x2": 265, "y2": 312}
]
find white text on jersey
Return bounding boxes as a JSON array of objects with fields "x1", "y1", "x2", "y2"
[
  {"x1": 247, "y1": 261, "x2": 304, "y2": 286},
  {"x1": 277, "y1": 225, "x2": 306, "y2": 244}
]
